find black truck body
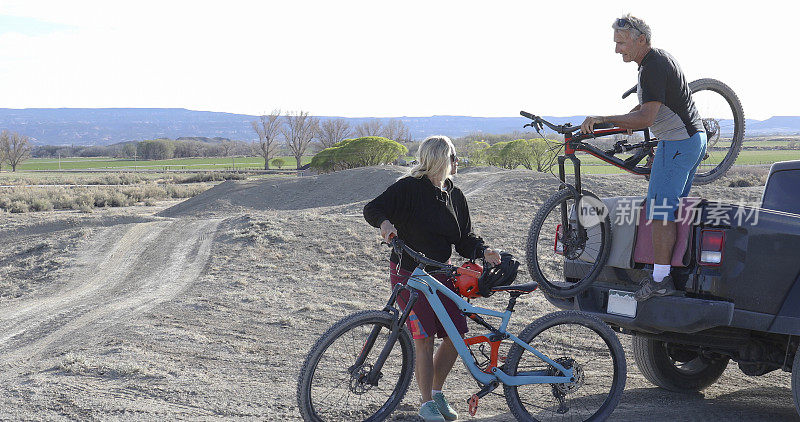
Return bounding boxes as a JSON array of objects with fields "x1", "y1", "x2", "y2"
[{"x1": 553, "y1": 160, "x2": 800, "y2": 387}]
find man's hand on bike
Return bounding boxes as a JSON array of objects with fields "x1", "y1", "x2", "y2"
[
  {"x1": 484, "y1": 248, "x2": 501, "y2": 265},
  {"x1": 380, "y1": 220, "x2": 398, "y2": 243},
  {"x1": 580, "y1": 116, "x2": 605, "y2": 134}
]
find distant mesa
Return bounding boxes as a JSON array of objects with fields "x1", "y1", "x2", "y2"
[{"x1": 0, "y1": 108, "x2": 797, "y2": 145}]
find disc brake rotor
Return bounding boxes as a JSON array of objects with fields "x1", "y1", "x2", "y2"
[
  {"x1": 703, "y1": 118, "x2": 721, "y2": 146},
  {"x1": 562, "y1": 226, "x2": 587, "y2": 260},
  {"x1": 553, "y1": 358, "x2": 584, "y2": 395},
  {"x1": 349, "y1": 363, "x2": 377, "y2": 395}
]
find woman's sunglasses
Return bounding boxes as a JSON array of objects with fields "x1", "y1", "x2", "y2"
[{"x1": 450, "y1": 153, "x2": 459, "y2": 163}]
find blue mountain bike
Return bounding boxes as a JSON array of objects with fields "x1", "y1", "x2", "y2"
[{"x1": 297, "y1": 238, "x2": 626, "y2": 421}]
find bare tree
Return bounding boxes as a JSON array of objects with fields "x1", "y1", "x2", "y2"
[
  {"x1": 282, "y1": 111, "x2": 319, "y2": 170},
  {"x1": 0, "y1": 135, "x2": 5, "y2": 172},
  {"x1": 251, "y1": 110, "x2": 282, "y2": 169},
  {"x1": 316, "y1": 119, "x2": 352, "y2": 149},
  {"x1": 381, "y1": 119, "x2": 410, "y2": 142},
  {"x1": 354, "y1": 119, "x2": 383, "y2": 137},
  {"x1": 1, "y1": 131, "x2": 31, "y2": 172},
  {"x1": 219, "y1": 140, "x2": 234, "y2": 157}
]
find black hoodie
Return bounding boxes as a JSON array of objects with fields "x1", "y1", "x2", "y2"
[{"x1": 363, "y1": 175, "x2": 485, "y2": 272}]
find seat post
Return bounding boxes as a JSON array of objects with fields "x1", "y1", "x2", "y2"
[{"x1": 505, "y1": 293, "x2": 522, "y2": 312}]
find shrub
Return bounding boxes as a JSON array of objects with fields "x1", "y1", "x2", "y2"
[
  {"x1": 310, "y1": 136, "x2": 408, "y2": 172},
  {"x1": 30, "y1": 198, "x2": 54, "y2": 212},
  {"x1": 728, "y1": 179, "x2": 752, "y2": 187},
  {"x1": 9, "y1": 200, "x2": 28, "y2": 213},
  {"x1": 271, "y1": 158, "x2": 286, "y2": 169}
]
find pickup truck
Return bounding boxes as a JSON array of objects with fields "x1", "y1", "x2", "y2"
[{"x1": 551, "y1": 159, "x2": 800, "y2": 413}]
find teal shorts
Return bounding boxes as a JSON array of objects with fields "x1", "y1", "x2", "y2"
[{"x1": 645, "y1": 131, "x2": 707, "y2": 221}]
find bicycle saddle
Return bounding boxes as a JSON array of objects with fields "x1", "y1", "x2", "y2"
[{"x1": 491, "y1": 281, "x2": 539, "y2": 294}]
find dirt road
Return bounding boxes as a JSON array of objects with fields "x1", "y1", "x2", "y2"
[{"x1": 0, "y1": 167, "x2": 795, "y2": 420}]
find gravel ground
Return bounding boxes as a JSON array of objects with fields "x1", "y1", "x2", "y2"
[{"x1": 0, "y1": 166, "x2": 794, "y2": 421}]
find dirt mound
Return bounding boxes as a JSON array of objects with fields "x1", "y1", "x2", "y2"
[
  {"x1": 159, "y1": 163, "x2": 762, "y2": 219},
  {"x1": 158, "y1": 166, "x2": 410, "y2": 217}
]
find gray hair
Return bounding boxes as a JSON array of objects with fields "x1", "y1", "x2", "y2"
[
  {"x1": 612, "y1": 14, "x2": 651, "y2": 44},
  {"x1": 409, "y1": 135, "x2": 455, "y2": 182}
]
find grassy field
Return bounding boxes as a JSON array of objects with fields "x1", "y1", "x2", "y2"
[
  {"x1": 0, "y1": 171, "x2": 271, "y2": 213},
  {"x1": 563, "y1": 149, "x2": 798, "y2": 172},
  {"x1": 15, "y1": 156, "x2": 312, "y2": 171},
  {"x1": 10, "y1": 149, "x2": 797, "y2": 174}
]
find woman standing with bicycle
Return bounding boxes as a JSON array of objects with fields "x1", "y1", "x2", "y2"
[{"x1": 363, "y1": 135, "x2": 501, "y2": 422}]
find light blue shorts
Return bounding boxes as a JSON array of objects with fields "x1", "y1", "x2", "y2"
[{"x1": 645, "y1": 131, "x2": 708, "y2": 221}]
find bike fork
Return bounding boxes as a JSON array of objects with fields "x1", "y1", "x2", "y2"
[
  {"x1": 557, "y1": 154, "x2": 587, "y2": 239},
  {"x1": 352, "y1": 285, "x2": 418, "y2": 385}
]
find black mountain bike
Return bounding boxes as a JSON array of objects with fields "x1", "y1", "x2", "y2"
[{"x1": 522, "y1": 78, "x2": 744, "y2": 298}]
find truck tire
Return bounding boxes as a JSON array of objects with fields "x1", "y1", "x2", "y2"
[
  {"x1": 632, "y1": 335, "x2": 729, "y2": 392},
  {"x1": 792, "y1": 345, "x2": 800, "y2": 416}
]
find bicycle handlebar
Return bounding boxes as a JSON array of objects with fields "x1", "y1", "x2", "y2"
[
  {"x1": 520, "y1": 111, "x2": 615, "y2": 135},
  {"x1": 389, "y1": 238, "x2": 453, "y2": 271},
  {"x1": 520, "y1": 111, "x2": 582, "y2": 134}
]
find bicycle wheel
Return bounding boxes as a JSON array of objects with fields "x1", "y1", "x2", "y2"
[
  {"x1": 504, "y1": 311, "x2": 627, "y2": 422},
  {"x1": 526, "y1": 188, "x2": 612, "y2": 298},
  {"x1": 297, "y1": 310, "x2": 415, "y2": 422},
  {"x1": 689, "y1": 78, "x2": 745, "y2": 185}
]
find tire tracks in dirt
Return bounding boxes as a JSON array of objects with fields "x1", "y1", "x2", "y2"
[{"x1": 0, "y1": 218, "x2": 221, "y2": 367}]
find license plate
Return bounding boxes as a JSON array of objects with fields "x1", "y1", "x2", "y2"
[{"x1": 607, "y1": 289, "x2": 637, "y2": 318}]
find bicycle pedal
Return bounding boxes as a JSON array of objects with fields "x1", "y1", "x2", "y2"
[{"x1": 467, "y1": 394, "x2": 479, "y2": 416}]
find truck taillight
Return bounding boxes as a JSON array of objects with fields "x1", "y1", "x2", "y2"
[
  {"x1": 554, "y1": 224, "x2": 563, "y2": 255},
  {"x1": 699, "y1": 229, "x2": 724, "y2": 266}
]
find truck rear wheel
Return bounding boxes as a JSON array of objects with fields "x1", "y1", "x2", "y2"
[{"x1": 632, "y1": 335, "x2": 729, "y2": 392}]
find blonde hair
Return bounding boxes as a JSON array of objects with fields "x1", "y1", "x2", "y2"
[{"x1": 410, "y1": 135, "x2": 455, "y2": 182}]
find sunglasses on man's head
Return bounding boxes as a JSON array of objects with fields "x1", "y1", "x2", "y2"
[{"x1": 616, "y1": 18, "x2": 643, "y2": 36}]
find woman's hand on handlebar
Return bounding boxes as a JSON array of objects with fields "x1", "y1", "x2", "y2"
[
  {"x1": 484, "y1": 248, "x2": 501, "y2": 265},
  {"x1": 380, "y1": 220, "x2": 398, "y2": 243}
]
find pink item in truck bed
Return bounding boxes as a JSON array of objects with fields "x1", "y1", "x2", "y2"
[{"x1": 633, "y1": 197, "x2": 701, "y2": 267}]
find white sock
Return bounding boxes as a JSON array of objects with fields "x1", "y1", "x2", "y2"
[
  {"x1": 431, "y1": 389, "x2": 442, "y2": 396},
  {"x1": 653, "y1": 264, "x2": 671, "y2": 282}
]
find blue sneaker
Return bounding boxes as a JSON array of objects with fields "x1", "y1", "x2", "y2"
[
  {"x1": 418, "y1": 400, "x2": 445, "y2": 421},
  {"x1": 432, "y1": 392, "x2": 458, "y2": 421}
]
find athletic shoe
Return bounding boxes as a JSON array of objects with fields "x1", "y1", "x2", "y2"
[
  {"x1": 432, "y1": 392, "x2": 458, "y2": 421},
  {"x1": 418, "y1": 401, "x2": 446, "y2": 421},
  {"x1": 634, "y1": 274, "x2": 675, "y2": 302}
]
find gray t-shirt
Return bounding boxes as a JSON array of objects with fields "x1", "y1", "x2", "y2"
[{"x1": 637, "y1": 48, "x2": 704, "y2": 141}]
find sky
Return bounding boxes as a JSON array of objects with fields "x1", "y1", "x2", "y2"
[{"x1": 0, "y1": 0, "x2": 797, "y2": 120}]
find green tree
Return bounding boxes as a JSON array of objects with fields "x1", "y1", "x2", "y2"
[
  {"x1": 505, "y1": 138, "x2": 552, "y2": 172},
  {"x1": 462, "y1": 140, "x2": 489, "y2": 166},
  {"x1": 310, "y1": 136, "x2": 408, "y2": 172},
  {"x1": 271, "y1": 157, "x2": 286, "y2": 169},
  {"x1": 484, "y1": 141, "x2": 516, "y2": 169}
]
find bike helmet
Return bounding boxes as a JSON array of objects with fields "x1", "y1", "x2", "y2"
[
  {"x1": 454, "y1": 261, "x2": 483, "y2": 299},
  {"x1": 478, "y1": 252, "x2": 520, "y2": 298},
  {"x1": 455, "y1": 252, "x2": 520, "y2": 298}
]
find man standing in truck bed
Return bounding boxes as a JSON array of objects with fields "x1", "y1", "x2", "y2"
[{"x1": 580, "y1": 14, "x2": 707, "y2": 301}]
